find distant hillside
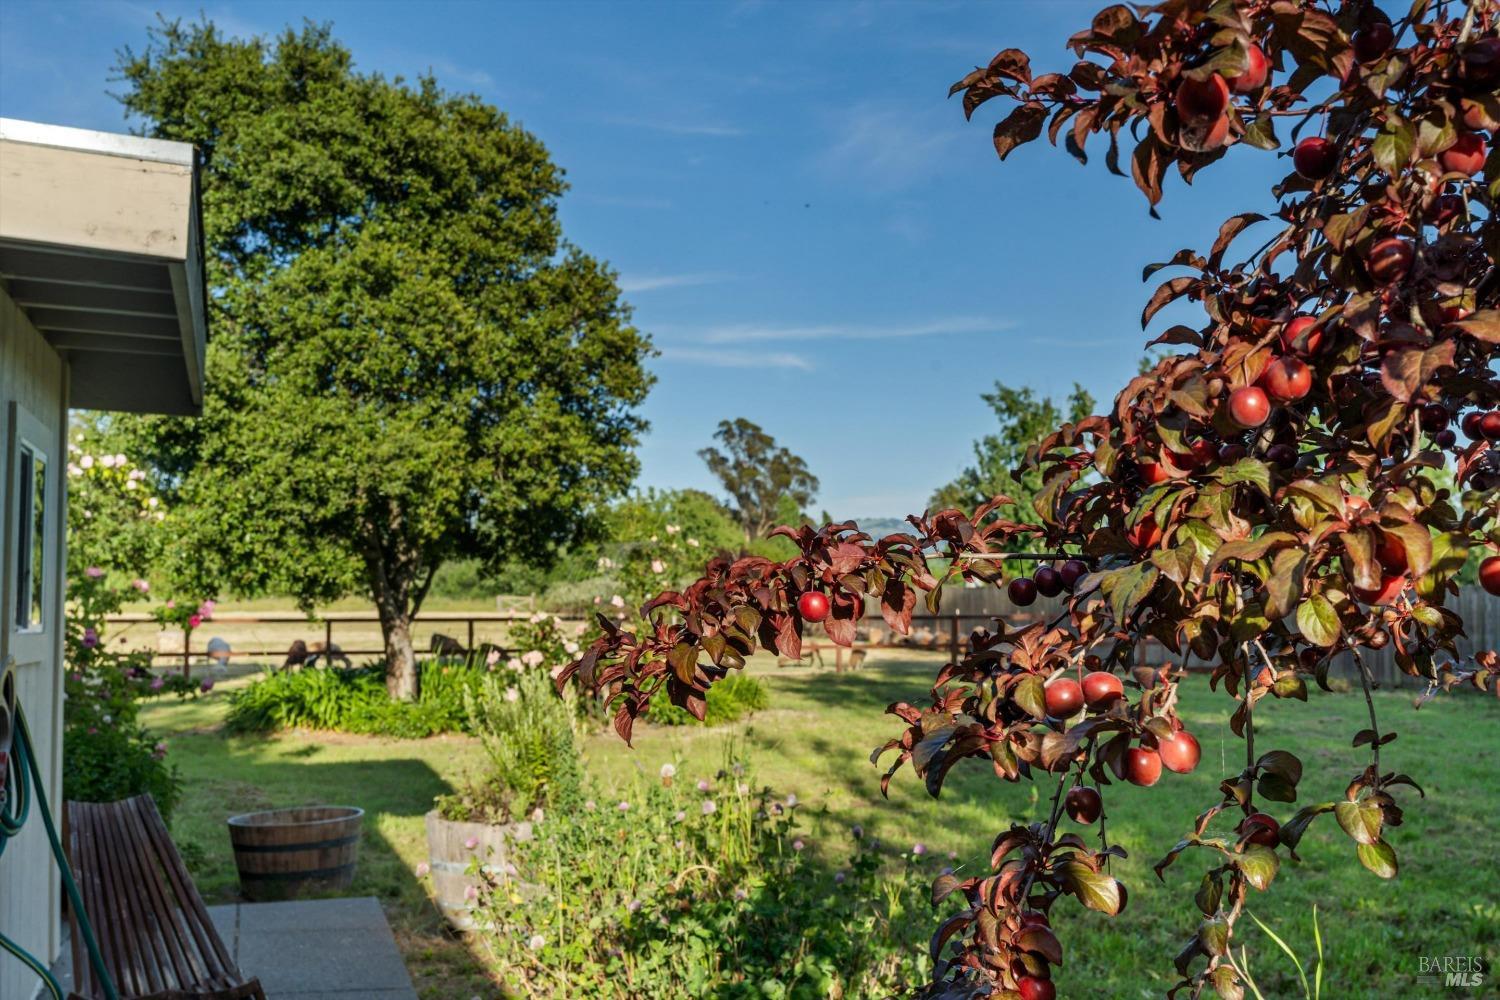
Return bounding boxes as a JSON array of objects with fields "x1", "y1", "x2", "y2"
[{"x1": 846, "y1": 516, "x2": 917, "y2": 538}]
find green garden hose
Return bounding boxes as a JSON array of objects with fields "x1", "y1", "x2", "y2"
[{"x1": 0, "y1": 668, "x2": 119, "y2": 1000}]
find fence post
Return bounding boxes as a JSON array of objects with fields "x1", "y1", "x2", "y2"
[
  {"x1": 467, "y1": 618, "x2": 475, "y2": 654},
  {"x1": 325, "y1": 618, "x2": 333, "y2": 655},
  {"x1": 949, "y1": 613, "x2": 960, "y2": 662},
  {"x1": 183, "y1": 630, "x2": 191, "y2": 679}
]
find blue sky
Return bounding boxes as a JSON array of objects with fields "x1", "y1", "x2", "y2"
[{"x1": 0, "y1": 0, "x2": 1288, "y2": 518}]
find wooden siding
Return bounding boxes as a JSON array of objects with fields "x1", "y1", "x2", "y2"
[{"x1": 0, "y1": 283, "x2": 67, "y2": 1000}]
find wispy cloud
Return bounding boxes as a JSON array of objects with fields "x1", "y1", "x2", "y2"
[
  {"x1": 604, "y1": 116, "x2": 745, "y2": 137},
  {"x1": 697, "y1": 316, "x2": 1006, "y2": 345},
  {"x1": 423, "y1": 58, "x2": 494, "y2": 90},
  {"x1": 817, "y1": 100, "x2": 960, "y2": 191},
  {"x1": 619, "y1": 272, "x2": 732, "y2": 294},
  {"x1": 658, "y1": 347, "x2": 813, "y2": 371}
]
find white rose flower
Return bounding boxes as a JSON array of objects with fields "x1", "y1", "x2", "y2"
[
  {"x1": 610, "y1": 595, "x2": 625, "y2": 608},
  {"x1": 522, "y1": 649, "x2": 544, "y2": 667},
  {"x1": 666, "y1": 524, "x2": 680, "y2": 534},
  {"x1": 650, "y1": 559, "x2": 666, "y2": 574},
  {"x1": 687, "y1": 538, "x2": 700, "y2": 548},
  {"x1": 506, "y1": 657, "x2": 523, "y2": 672},
  {"x1": 80, "y1": 455, "x2": 95, "y2": 469},
  {"x1": 504, "y1": 687, "x2": 519, "y2": 702}
]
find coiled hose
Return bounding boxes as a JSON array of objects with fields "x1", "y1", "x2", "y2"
[{"x1": 0, "y1": 666, "x2": 118, "y2": 1000}]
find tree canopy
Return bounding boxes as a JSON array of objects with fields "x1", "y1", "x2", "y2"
[
  {"x1": 698, "y1": 418, "x2": 820, "y2": 543},
  {"x1": 930, "y1": 382, "x2": 1095, "y2": 522},
  {"x1": 113, "y1": 19, "x2": 654, "y2": 697}
]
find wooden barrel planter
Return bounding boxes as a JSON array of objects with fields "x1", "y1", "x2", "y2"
[
  {"x1": 424, "y1": 810, "x2": 532, "y2": 930},
  {"x1": 227, "y1": 805, "x2": 364, "y2": 901}
]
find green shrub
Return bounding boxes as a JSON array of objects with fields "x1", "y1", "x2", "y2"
[
  {"x1": 465, "y1": 752, "x2": 930, "y2": 998},
  {"x1": 64, "y1": 723, "x2": 182, "y2": 824},
  {"x1": 62, "y1": 570, "x2": 183, "y2": 821},
  {"x1": 646, "y1": 672, "x2": 769, "y2": 726},
  {"x1": 450, "y1": 667, "x2": 584, "y2": 821},
  {"x1": 224, "y1": 659, "x2": 486, "y2": 738}
]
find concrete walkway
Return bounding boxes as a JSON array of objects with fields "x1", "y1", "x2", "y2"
[{"x1": 51, "y1": 896, "x2": 419, "y2": 999}]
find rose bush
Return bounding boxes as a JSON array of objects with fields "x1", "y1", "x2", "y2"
[{"x1": 564, "y1": 3, "x2": 1499, "y2": 996}]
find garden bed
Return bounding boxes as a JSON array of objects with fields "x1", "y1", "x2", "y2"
[{"x1": 141, "y1": 651, "x2": 1500, "y2": 999}]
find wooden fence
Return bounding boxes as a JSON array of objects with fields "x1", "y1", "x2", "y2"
[
  {"x1": 107, "y1": 586, "x2": 1499, "y2": 690},
  {"x1": 837, "y1": 584, "x2": 1500, "y2": 690}
]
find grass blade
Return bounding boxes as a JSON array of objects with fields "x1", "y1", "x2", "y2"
[{"x1": 1247, "y1": 909, "x2": 1311, "y2": 999}]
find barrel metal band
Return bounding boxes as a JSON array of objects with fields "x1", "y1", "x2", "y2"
[{"x1": 233, "y1": 834, "x2": 359, "y2": 854}]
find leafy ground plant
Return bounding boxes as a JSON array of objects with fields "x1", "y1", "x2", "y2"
[{"x1": 466, "y1": 749, "x2": 932, "y2": 999}]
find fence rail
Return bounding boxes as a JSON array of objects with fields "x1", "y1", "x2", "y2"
[{"x1": 103, "y1": 610, "x2": 559, "y2": 676}]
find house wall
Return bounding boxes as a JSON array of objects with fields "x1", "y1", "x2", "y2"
[{"x1": 0, "y1": 283, "x2": 67, "y2": 1000}]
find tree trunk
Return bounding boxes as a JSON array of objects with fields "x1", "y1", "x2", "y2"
[{"x1": 383, "y1": 613, "x2": 419, "y2": 701}]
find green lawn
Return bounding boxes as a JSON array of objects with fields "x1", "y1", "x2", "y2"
[{"x1": 141, "y1": 651, "x2": 1500, "y2": 999}]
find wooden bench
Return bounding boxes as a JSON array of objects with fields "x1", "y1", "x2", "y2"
[{"x1": 65, "y1": 795, "x2": 265, "y2": 1000}]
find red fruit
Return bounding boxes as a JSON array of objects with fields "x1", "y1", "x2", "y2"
[
  {"x1": 1434, "y1": 428, "x2": 1456, "y2": 449},
  {"x1": 1124, "y1": 747, "x2": 1163, "y2": 787},
  {"x1": 1440, "y1": 133, "x2": 1487, "y2": 176},
  {"x1": 1480, "y1": 556, "x2": 1500, "y2": 597},
  {"x1": 1226, "y1": 44, "x2": 1269, "y2": 93},
  {"x1": 1239, "y1": 812, "x2": 1281, "y2": 848},
  {"x1": 1066, "y1": 785, "x2": 1103, "y2": 824},
  {"x1": 1354, "y1": 573, "x2": 1407, "y2": 606},
  {"x1": 1461, "y1": 410, "x2": 1484, "y2": 440},
  {"x1": 1259, "y1": 356, "x2": 1312, "y2": 403},
  {"x1": 1082, "y1": 670, "x2": 1124, "y2": 710},
  {"x1": 1228, "y1": 386, "x2": 1271, "y2": 429},
  {"x1": 1180, "y1": 111, "x2": 1231, "y2": 153},
  {"x1": 1126, "y1": 514, "x2": 1164, "y2": 549},
  {"x1": 1018, "y1": 977, "x2": 1056, "y2": 1000},
  {"x1": 1482, "y1": 411, "x2": 1500, "y2": 442},
  {"x1": 797, "y1": 591, "x2": 830, "y2": 622},
  {"x1": 1057, "y1": 559, "x2": 1088, "y2": 590},
  {"x1": 1352, "y1": 21, "x2": 1394, "y2": 63},
  {"x1": 1265, "y1": 443, "x2": 1298, "y2": 468},
  {"x1": 1292, "y1": 137, "x2": 1338, "y2": 179},
  {"x1": 1374, "y1": 532, "x2": 1407, "y2": 574},
  {"x1": 1034, "y1": 566, "x2": 1063, "y2": 598},
  {"x1": 1218, "y1": 442, "x2": 1247, "y2": 463},
  {"x1": 1156, "y1": 730, "x2": 1201, "y2": 774},
  {"x1": 1009, "y1": 577, "x2": 1039, "y2": 607},
  {"x1": 1418, "y1": 403, "x2": 1450, "y2": 432},
  {"x1": 1281, "y1": 315, "x2": 1325, "y2": 355},
  {"x1": 1175, "y1": 72, "x2": 1230, "y2": 124},
  {"x1": 1188, "y1": 438, "x2": 1218, "y2": 467},
  {"x1": 1045, "y1": 678, "x2": 1084, "y2": 718},
  {"x1": 1367, "y1": 238, "x2": 1413, "y2": 284},
  {"x1": 1140, "y1": 461, "x2": 1175, "y2": 485}
]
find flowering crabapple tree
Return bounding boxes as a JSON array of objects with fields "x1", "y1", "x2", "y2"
[{"x1": 563, "y1": 1, "x2": 1500, "y2": 996}]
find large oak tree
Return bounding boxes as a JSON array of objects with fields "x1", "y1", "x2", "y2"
[{"x1": 114, "y1": 20, "x2": 653, "y2": 699}]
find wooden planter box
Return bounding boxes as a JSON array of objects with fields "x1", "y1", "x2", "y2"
[{"x1": 423, "y1": 809, "x2": 532, "y2": 930}]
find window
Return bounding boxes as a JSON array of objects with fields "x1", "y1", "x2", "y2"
[{"x1": 13, "y1": 442, "x2": 46, "y2": 631}]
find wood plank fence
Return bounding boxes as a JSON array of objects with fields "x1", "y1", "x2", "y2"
[{"x1": 834, "y1": 584, "x2": 1500, "y2": 690}]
